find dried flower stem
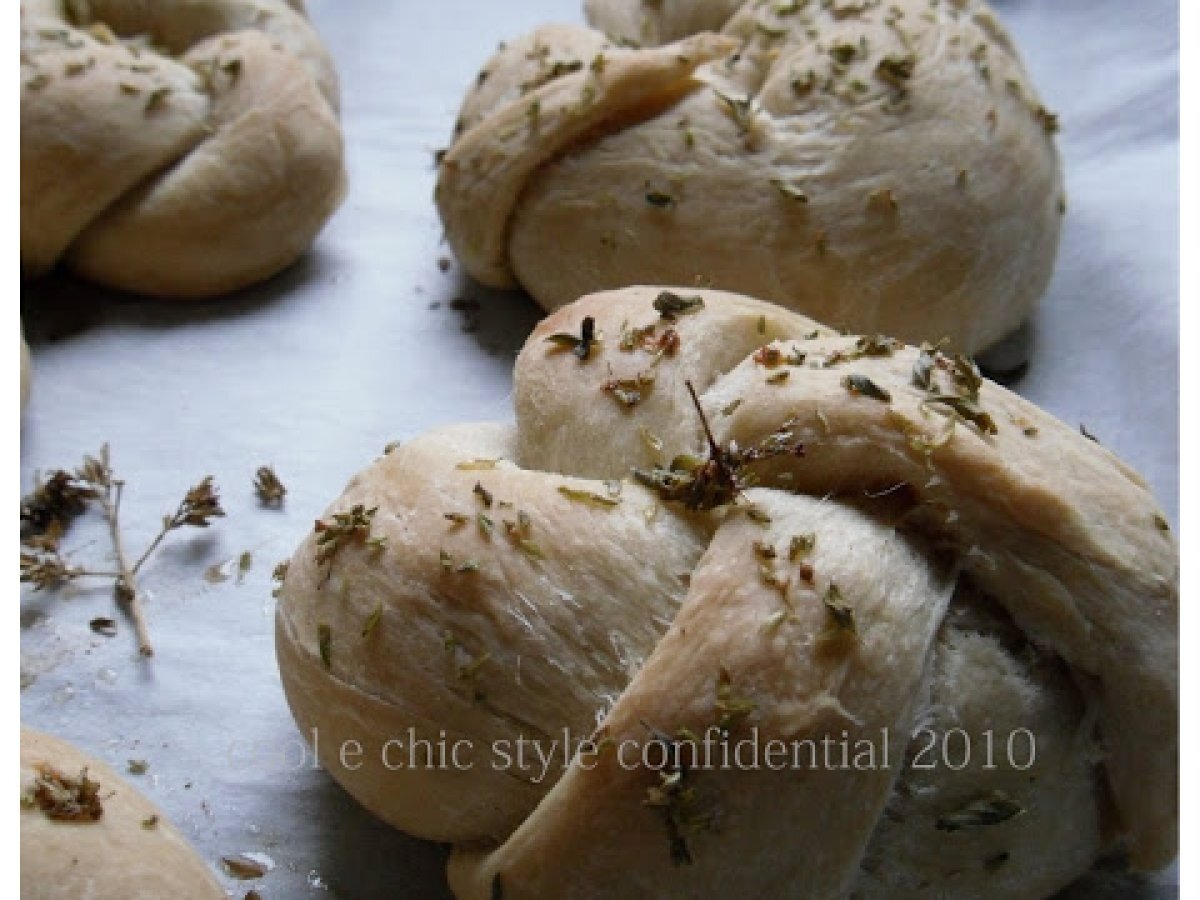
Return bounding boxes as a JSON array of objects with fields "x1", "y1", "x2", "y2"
[
  {"x1": 95, "y1": 479, "x2": 155, "y2": 657},
  {"x1": 19, "y1": 445, "x2": 224, "y2": 659},
  {"x1": 131, "y1": 492, "x2": 186, "y2": 575}
]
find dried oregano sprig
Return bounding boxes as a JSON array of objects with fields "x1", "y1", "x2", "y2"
[
  {"x1": 634, "y1": 381, "x2": 804, "y2": 511},
  {"x1": 19, "y1": 444, "x2": 225, "y2": 657}
]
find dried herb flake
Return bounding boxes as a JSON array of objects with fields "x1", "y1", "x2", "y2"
[
  {"x1": 317, "y1": 623, "x2": 332, "y2": 669},
  {"x1": 822, "y1": 584, "x2": 857, "y2": 636},
  {"x1": 254, "y1": 466, "x2": 287, "y2": 507},
  {"x1": 842, "y1": 374, "x2": 892, "y2": 403},
  {"x1": 362, "y1": 603, "x2": 384, "y2": 638},
  {"x1": 26, "y1": 765, "x2": 105, "y2": 822},
  {"x1": 653, "y1": 291, "x2": 705, "y2": 320},
  {"x1": 545, "y1": 315, "x2": 598, "y2": 360},
  {"x1": 558, "y1": 486, "x2": 620, "y2": 508},
  {"x1": 456, "y1": 458, "x2": 499, "y2": 471},
  {"x1": 602, "y1": 372, "x2": 655, "y2": 408},
  {"x1": 936, "y1": 791, "x2": 1025, "y2": 832},
  {"x1": 715, "y1": 666, "x2": 756, "y2": 732},
  {"x1": 314, "y1": 504, "x2": 385, "y2": 581}
]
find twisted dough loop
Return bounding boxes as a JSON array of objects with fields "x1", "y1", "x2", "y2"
[
  {"x1": 21, "y1": 0, "x2": 345, "y2": 297},
  {"x1": 275, "y1": 287, "x2": 1175, "y2": 898},
  {"x1": 436, "y1": 0, "x2": 1064, "y2": 354}
]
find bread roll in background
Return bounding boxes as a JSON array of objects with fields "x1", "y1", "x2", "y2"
[
  {"x1": 436, "y1": 0, "x2": 1064, "y2": 354},
  {"x1": 20, "y1": 726, "x2": 226, "y2": 900},
  {"x1": 20, "y1": 0, "x2": 346, "y2": 298}
]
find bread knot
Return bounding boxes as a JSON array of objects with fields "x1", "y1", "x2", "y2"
[
  {"x1": 436, "y1": 0, "x2": 1064, "y2": 354},
  {"x1": 21, "y1": 0, "x2": 345, "y2": 297},
  {"x1": 275, "y1": 287, "x2": 1176, "y2": 898}
]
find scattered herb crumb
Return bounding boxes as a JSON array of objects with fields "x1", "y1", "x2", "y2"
[
  {"x1": 440, "y1": 549, "x2": 481, "y2": 574},
  {"x1": 653, "y1": 291, "x2": 704, "y2": 320},
  {"x1": 314, "y1": 504, "x2": 385, "y2": 583},
  {"x1": 789, "y1": 533, "x2": 815, "y2": 561},
  {"x1": 144, "y1": 87, "x2": 171, "y2": 112},
  {"x1": 362, "y1": 602, "x2": 383, "y2": 638},
  {"x1": 715, "y1": 666, "x2": 756, "y2": 732},
  {"x1": 875, "y1": 53, "x2": 915, "y2": 89},
  {"x1": 222, "y1": 854, "x2": 269, "y2": 880},
  {"x1": 456, "y1": 459, "x2": 499, "y2": 471},
  {"x1": 25, "y1": 765, "x2": 105, "y2": 822},
  {"x1": 545, "y1": 315, "x2": 598, "y2": 360},
  {"x1": 89, "y1": 617, "x2": 118, "y2": 637},
  {"x1": 771, "y1": 178, "x2": 809, "y2": 202},
  {"x1": 271, "y1": 561, "x2": 289, "y2": 598},
  {"x1": 822, "y1": 583, "x2": 857, "y2": 638},
  {"x1": 602, "y1": 372, "x2": 655, "y2": 408},
  {"x1": 317, "y1": 623, "x2": 332, "y2": 669},
  {"x1": 253, "y1": 466, "x2": 287, "y2": 507},
  {"x1": 936, "y1": 791, "x2": 1025, "y2": 832},
  {"x1": 237, "y1": 551, "x2": 253, "y2": 581},
  {"x1": 842, "y1": 374, "x2": 892, "y2": 402},
  {"x1": 558, "y1": 486, "x2": 620, "y2": 508}
]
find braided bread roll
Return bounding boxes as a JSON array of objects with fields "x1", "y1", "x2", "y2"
[
  {"x1": 21, "y1": 0, "x2": 345, "y2": 297},
  {"x1": 21, "y1": 726, "x2": 225, "y2": 899},
  {"x1": 435, "y1": 0, "x2": 1063, "y2": 354},
  {"x1": 275, "y1": 287, "x2": 1175, "y2": 898}
]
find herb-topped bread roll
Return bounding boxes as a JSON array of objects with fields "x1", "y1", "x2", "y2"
[
  {"x1": 276, "y1": 289, "x2": 1176, "y2": 900},
  {"x1": 274, "y1": 286, "x2": 1176, "y2": 898},
  {"x1": 436, "y1": 0, "x2": 1064, "y2": 354},
  {"x1": 20, "y1": 726, "x2": 226, "y2": 899},
  {"x1": 21, "y1": 0, "x2": 345, "y2": 297}
]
